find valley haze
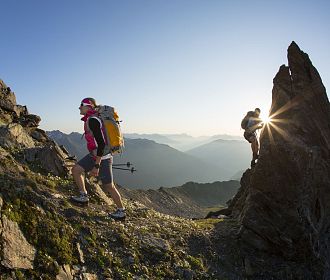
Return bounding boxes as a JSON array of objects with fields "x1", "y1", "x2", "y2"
[{"x1": 47, "y1": 130, "x2": 249, "y2": 189}]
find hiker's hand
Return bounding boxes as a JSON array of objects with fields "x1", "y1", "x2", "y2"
[{"x1": 89, "y1": 167, "x2": 99, "y2": 177}]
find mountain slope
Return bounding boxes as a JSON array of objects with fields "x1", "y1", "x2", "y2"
[
  {"x1": 0, "y1": 79, "x2": 244, "y2": 279},
  {"x1": 171, "y1": 180, "x2": 240, "y2": 207},
  {"x1": 48, "y1": 131, "x2": 225, "y2": 189},
  {"x1": 0, "y1": 147, "x2": 242, "y2": 279},
  {"x1": 119, "y1": 180, "x2": 240, "y2": 218},
  {"x1": 116, "y1": 138, "x2": 226, "y2": 188}
]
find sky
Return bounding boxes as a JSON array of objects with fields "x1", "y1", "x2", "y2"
[{"x1": 0, "y1": 0, "x2": 329, "y2": 136}]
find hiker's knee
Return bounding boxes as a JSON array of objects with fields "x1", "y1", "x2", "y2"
[
  {"x1": 103, "y1": 182, "x2": 116, "y2": 192},
  {"x1": 72, "y1": 164, "x2": 84, "y2": 176}
]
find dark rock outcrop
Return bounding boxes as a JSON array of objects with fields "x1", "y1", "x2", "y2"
[
  {"x1": 24, "y1": 143, "x2": 72, "y2": 177},
  {"x1": 227, "y1": 42, "x2": 330, "y2": 274}
]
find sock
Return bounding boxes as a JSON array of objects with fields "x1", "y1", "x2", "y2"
[
  {"x1": 118, "y1": 208, "x2": 125, "y2": 211},
  {"x1": 80, "y1": 191, "x2": 88, "y2": 196}
]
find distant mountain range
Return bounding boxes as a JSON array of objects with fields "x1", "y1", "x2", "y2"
[
  {"x1": 47, "y1": 131, "x2": 225, "y2": 188},
  {"x1": 124, "y1": 133, "x2": 243, "y2": 151},
  {"x1": 47, "y1": 130, "x2": 86, "y2": 158},
  {"x1": 111, "y1": 138, "x2": 224, "y2": 189},
  {"x1": 47, "y1": 130, "x2": 250, "y2": 188},
  {"x1": 186, "y1": 139, "x2": 251, "y2": 179}
]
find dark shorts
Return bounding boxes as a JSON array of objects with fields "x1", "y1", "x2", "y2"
[
  {"x1": 244, "y1": 131, "x2": 257, "y2": 143},
  {"x1": 77, "y1": 154, "x2": 113, "y2": 185}
]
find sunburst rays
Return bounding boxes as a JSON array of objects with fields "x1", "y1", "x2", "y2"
[{"x1": 260, "y1": 96, "x2": 300, "y2": 144}]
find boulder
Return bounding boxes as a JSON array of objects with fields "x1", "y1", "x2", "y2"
[
  {"x1": 0, "y1": 80, "x2": 17, "y2": 108},
  {"x1": 1, "y1": 215, "x2": 36, "y2": 269},
  {"x1": 19, "y1": 114, "x2": 41, "y2": 127},
  {"x1": 0, "y1": 80, "x2": 30, "y2": 125},
  {"x1": 24, "y1": 142, "x2": 71, "y2": 177},
  {"x1": 30, "y1": 128, "x2": 50, "y2": 143},
  {"x1": 82, "y1": 273, "x2": 98, "y2": 280},
  {"x1": 0, "y1": 123, "x2": 35, "y2": 148},
  {"x1": 0, "y1": 98, "x2": 16, "y2": 112},
  {"x1": 56, "y1": 265, "x2": 73, "y2": 280},
  {"x1": 0, "y1": 80, "x2": 17, "y2": 118},
  {"x1": 0, "y1": 107, "x2": 14, "y2": 125},
  {"x1": 13, "y1": 105, "x2": 29, "y2": 118}
]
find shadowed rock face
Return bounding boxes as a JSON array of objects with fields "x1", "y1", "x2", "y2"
[{"x1": 229, "y1": 42, "x2": 330, "y2": 266}]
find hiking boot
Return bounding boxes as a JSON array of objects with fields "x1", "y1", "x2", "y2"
[
  {"x1": 71, "y1": 193, "x2": 89, "y2": 204},
  {"x1": 109, "y1": 209, "x2": 126, "y2": 220}
]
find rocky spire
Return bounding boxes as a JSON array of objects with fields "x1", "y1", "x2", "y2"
[{"x1": 228, "y1": 42, "x2": 330, "y2": 270}]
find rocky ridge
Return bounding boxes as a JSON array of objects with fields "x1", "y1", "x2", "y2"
[
  {"x1": 0, "y1": 79, "x2": 242, "y2": 279},
  {"x1": 0, "y1": 81, "x2": 75, "y2": 177}
]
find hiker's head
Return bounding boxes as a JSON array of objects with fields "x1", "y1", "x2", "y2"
[
  {"x1": 79, "y1": 97, "x2": 97, "y2": 115},
  {"x1": 254, "y1": 108, "x2": 261, "y2": 117}
]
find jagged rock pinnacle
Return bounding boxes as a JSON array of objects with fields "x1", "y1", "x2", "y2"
[{"x1": 228, "y1": 42, "x2": 330, "y2": 274}]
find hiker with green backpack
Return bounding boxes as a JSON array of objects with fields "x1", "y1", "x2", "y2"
[
  {"x1": 71, "y1": 97, "x2": 126, "y2": 220},
  {"x1": 241, "y1": 108, "x2": 264, "y2": 167}
]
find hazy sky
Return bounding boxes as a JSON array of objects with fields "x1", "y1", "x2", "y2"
[{"x1": 1, "y1": 0, "x2": 329, "y2": 136}]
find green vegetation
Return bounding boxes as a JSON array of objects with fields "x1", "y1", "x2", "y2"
[
  {"x1": 2, "y1": 194, "x2": 78, "y2": 278},
  {"x1": 0, "y1": 145, "x2": 241, "y2": 279},
  {"x1": 187, "y1": 255, "x2": 205, "y2": 270},
  {"x1": 195, "y1": 218, "x2": 222, "y2": 230}
]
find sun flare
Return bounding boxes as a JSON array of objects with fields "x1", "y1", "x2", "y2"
[{"x1": 262, "y1": 116, "x2": 272, "y2": 124}]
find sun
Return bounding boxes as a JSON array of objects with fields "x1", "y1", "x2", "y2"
[{"x1": 262, "y1": 115, "x2": 272, "y2": 125}]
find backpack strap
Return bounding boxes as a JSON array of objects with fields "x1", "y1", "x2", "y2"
[{"x1": 88, "y1": 116, "x2": 102, "y2": 128}]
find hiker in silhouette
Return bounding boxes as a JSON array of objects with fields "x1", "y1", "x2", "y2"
[
  {"x1": 242, "y1": 108, "x2": 263, "y2": 167},
  {"x1": 71, "y1": 97, "x2": 126, "y2": 220}
]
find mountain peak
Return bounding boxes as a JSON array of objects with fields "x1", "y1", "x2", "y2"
[{"x1": 288, "y1": 40, "x2": 299, "y2": 50}]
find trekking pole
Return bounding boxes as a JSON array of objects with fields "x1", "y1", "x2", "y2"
[
  {"x1": 113, "y1": 162, "x2": 132, "y2": 167},
  {"x1": 65, "y1": 155, "x2": 77, "y2": 161},
  {"x1": 113, "y1": 167, "x2": 137, "y2": 173}
]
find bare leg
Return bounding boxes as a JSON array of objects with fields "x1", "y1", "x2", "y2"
[
  {"x1": 72, "y1": 164, "x2": 87, "y2": 193},
  {"x1": 103, "y1": 183, "x2": 124, "y2": 209},
  {"x1": 251, "y1": 139, "x2": 259, "y2": 160}
]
